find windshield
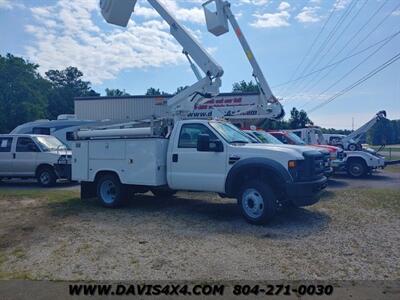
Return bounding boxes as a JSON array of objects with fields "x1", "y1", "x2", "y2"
[
  {"x1": 210, "y1": 122, "x2": 252, "y2": 144},
  {"x1": 287, "y1": 132, "x2": 306, "y2": 145},
  {"x1": 34, "y1": 136, "x2": 69, "y2": 151},
  {"x1": 252, "y1": 131, "x2": 283, "y2": 144}
]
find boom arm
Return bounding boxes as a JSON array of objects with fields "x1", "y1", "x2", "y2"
[
  {"x1": 344, "y1": 110, "x2": 387, "y2": 145},
  {"x1": 100, "y1": 0, "x2": 224, "y2": 117},
  {"x1": 203, "y1": 0, "x2": 284, "y2": 120}
]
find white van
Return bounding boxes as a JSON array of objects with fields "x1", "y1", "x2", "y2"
[{"x1": 0, "y1": 134, "x2": 71, "y2": 186}]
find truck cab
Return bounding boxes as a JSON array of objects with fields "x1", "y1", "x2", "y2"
[
  {"x1": 72, "y1": 119, "x2": 328, "y2": 224},
  {"x1": 0, "y1": 134, "x2": 71, "y2": 186}
]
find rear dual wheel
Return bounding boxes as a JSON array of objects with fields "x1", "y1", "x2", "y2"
[{"x1": 96, "y1": 174, "x2": 127, "y2": 208}]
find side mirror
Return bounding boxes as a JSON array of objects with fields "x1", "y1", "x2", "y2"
[
  {"x1": 197, "y1": 134, "x2": 210, "y2": 152},
  {"x1": 197, "y1": 134, "x2": 223, "y2": 152}
]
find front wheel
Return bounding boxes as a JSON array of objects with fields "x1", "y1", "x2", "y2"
[
  {"x1": 237, "y1": 181, "x2": 278, "y2": 225},
  {"x1": 348, "y1": 143, "x2": 358, "y2": 151},
  {"x1": 37, "y1": 167, "x2": 57, "y2": 187},
  {"x1": 96, "y1": 174, "x2": 127, "y2": 208},
  {"x1": 347, "y1": 160, "x2": 367, "y2": 178}
]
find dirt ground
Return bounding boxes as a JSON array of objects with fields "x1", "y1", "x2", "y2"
[{"x1": 0, "y1": 169, "x2": 399, "y2": 281}]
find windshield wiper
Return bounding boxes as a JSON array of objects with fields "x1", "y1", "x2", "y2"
[{"x1": 230, "y1": 140, "x2": 248, "y2": 144}]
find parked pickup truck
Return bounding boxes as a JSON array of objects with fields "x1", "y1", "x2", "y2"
[
  {"x1": 0, "y1": 134, "x2": 71, "y2": 186},
  {"x1": 243, "y1": 129, "x2": 333, "y2": 178},
  {"x1": 71, "y1": 120, "x2": 328, "y2": 224}
]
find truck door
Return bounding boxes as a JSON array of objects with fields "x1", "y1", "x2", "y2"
[
  {"x1": 13, "y1": 137, "x2": 40, "y2": 176},
  {"x1": 0, "y1": 137, "x2": 14, "y2": 176},
  {"x1": 168, "y1": 123, "x2": 227, "y2": 192}
]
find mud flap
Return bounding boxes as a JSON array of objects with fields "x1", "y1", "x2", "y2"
[{"x1": 81, "y1": 181, "x2": 97, "y2": 200}]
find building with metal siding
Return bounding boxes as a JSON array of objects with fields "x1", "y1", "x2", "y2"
[{"x1": 74, "y1": 92, "x2": 263, "y2": 124}]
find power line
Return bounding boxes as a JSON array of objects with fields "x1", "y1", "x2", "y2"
[
  {"x1": 282, "y1": 0, "x2": 358, "y2": 97},
  {"x1": 292, "y1": 0, "x2": 370, "y2": 97},
  {"x1": 272, "y1": 30, "x2": 400, "y2": 89},
  {"x1": 307, "y1": 52, "x2": 400, "y2": 113},
  {"x1": 298, "y1": 0, "x2": 397, "y2": 100},
  {"x1": 317, "y1": 31, "x2": 398, "y2": 95},
  {"x1": 283, "y1": 1, "x2": 339, "y2": 91}
]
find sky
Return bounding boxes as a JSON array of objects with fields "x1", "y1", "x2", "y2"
[{"x1": 0, "y1": 0, "x2": 399, "y2": 129}]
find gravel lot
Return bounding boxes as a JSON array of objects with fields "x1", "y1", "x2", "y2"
[{"x1": 0, "y1": 169, "x2": 399, "y2": 281}]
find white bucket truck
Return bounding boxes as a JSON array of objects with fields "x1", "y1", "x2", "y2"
[
  {"x1": 72, "y1": 119, "x2": 327, "y2": 224},
  {"x1": 71, "y1": 0, "x2": 327, "y2": 224}
]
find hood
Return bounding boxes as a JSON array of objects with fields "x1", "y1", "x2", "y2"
[
  {"x1": 311, "y1": 144, "x2": 340, "y2": 153},
  {"x1": 256, "y1": 143, "x2": 329, "y2": 155},
  {"x1": 233, "y1": 143, "x2": 306, "y2": 160},
  {"x1": 47, "y1": 150, "x2": 72, "y2": 156}
]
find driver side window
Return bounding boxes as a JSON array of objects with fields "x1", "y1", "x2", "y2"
[
  {"x1": 178, "y1": 124, "x2": 217, "y2": 148},
  {"x1": 16, "y1": 137, "x2": 39, "y2": 152}
]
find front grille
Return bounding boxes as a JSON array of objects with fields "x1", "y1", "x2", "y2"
[
  {"x1": 323, "y1": 153, "x2": 331, "y2": 172},
  {"x1": 296, "y1": 151, "x2": 325, "y2": 181}
]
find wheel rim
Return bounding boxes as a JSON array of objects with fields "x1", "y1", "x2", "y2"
[
  {"x1": 242, "y1": 188, "x2": 264, "y2": 219},
  {"x1": 350, "y1": 164, "x2": 363, "y2": 176},
  {"x1": 100, "y1": 180, "x2": 117, "y2": 204},
  {"x1": 40, "y1": 172, "x2": 50, "y2": 185},
  {"x1": 349, "y1": 144, "x2": 356, "y2": 151}
]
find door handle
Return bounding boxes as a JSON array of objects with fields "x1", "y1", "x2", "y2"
[
  {"x1": 13, "y1": 153, "x2": 16, "y2": 159},
  {"x1": 172, "y1": 154, "x2": 178, "y2": 163}
]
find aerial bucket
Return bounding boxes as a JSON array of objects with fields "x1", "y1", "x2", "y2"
[
  {"x1": 100, "y1": 0, "x2": 137, "y2": 27},
  {"x1": 203, "y1": 0, "x2": 229, "y2": 36}
]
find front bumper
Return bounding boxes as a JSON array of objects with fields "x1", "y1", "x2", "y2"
[
  {"x1": 286, "y1": 176, "x2": 328, "y2": 207},
  {"x1": 331, "y1": 159, "x2": 346, "y2": 172},
  {"x1": 324, "y1": 167, "x2": 333, "y2": 177}
]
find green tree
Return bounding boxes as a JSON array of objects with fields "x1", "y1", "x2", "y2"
[
  {"x1": 175, "y1": 86, "x2": 189, "y2": 94},
  {"x1": 0, "y1": 54, "x2": 50, "y2": 133},
  {"x1": 232, "y1": 80, "x2": 260, "y2": 93},
  {"x1": 145, "y1": 87, "x2": 170, "y2": 96},
  {"x1": 45, "y1": 66, "x2": 99, "y2": 119},
  {"x1": 105, "y1": 88, "x2": 130, "y2": 97},
  {"x1": 288, "y1": 107, "x2": 313, "y2": 129}
]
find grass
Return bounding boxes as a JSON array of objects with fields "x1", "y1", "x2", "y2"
[
  {"x1": 321, "y1": 188, "x2": 400, "y2": 214},
  {"x1": 0, "y1": 189, "x2": 79, "y2": 203},
  {"x1": 385, "y1": 164, "x2": 400, "y2": 173}
]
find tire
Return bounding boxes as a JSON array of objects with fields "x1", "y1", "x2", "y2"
[
  {"x1": 347, "y1": 160, "x2": 367, "y2": 178},
  {"x1": 348, "y1": 143, "x2": 358, "y2": 151},
  {"x1": 237, "y1": 180, "x2": 278, "y2": 225},
  {"x1": 96, "y1": 174, "x2": 127, "y2": 208},
  {"x1": 37, "y1": 167, "x2": 57, "y2": 187},
  {"x1": 151, "y1": 188, "x2": 176, "y2": 198}
]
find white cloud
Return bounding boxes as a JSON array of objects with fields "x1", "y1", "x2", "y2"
[
  {"x1": 334, "y1": 0, "x2": 351, "y2": 10},
  {"x1": 239, "y1": 0, "x2": 270, "y2": 6},
  {"x1": 392, "y1": 9, "x2": 400, "y2": 16},
  {"x1": 251, "y1": 11, "x2": 290, "y2": 28},
  {"x1": 296, "y1": 6, "x2": 321, "y2": 23},
  {"x1": 250, "y1": 1, "x2": 292, "y2": 29},
  {"x1": 0, "y1": 0, "x2": 11, "y2": 9},
  {"x1": 278, "y1": 2, "x2": 290, "y2": 11},
  {"x1": 0, "y1": 0, "x2": 24, "y2": 10},
  {"x1": 25, "y1": 0, "x2": 209, "y2": 84}
]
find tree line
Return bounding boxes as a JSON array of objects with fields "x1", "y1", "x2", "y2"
[{"x1": 0, "y1": 54, "x2": 396, "y2": 145}]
